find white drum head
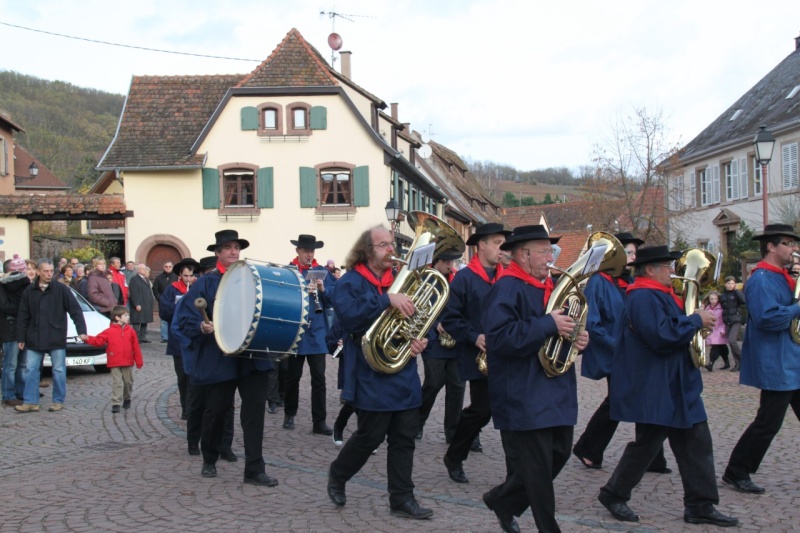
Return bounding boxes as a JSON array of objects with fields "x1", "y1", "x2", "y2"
[{"x1": 214, "y1": 261, "x2": 256, "y2": 354}]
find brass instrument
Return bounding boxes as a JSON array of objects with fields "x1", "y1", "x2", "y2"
[
  {"x1": 306, "y1": 260, "x2": 324, "y2": 314},
  {"x1": 476, "y1": 351, "x2": 488, "y2": 376},
  {"x1": 362, "y1": 211, "x2": 466, "y2": 374},
  {"x1": 539, "y1": 232, "x2": 627, "y2": 377},
  {"x1": 788, "y1": 252, "x2": 800, "y2": 343},
  {"x1": 439, "y1": 330, "x2": 456, "y2": 348},
  {"x1": 671, "y1": 248, "x2": 721, "y2": 368}
]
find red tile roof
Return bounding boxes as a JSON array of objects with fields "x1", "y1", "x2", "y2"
[
  {"x1": 0, "y1": 194, "x2": 128, "y2": 218},
  {"x1": 551, "y1": 230, "x2": 590, "y2": 269},
  {"x1": 13, "y1": 147, "x2": 68, "y2": 190}
]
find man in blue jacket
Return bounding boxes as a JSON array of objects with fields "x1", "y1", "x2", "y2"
[
  {"x1": 282, "y1": 234, "x2": 335, "y2": 434},
  {"x1": 598, "y1": 245, "x2": 737, "y2": 527},
  {"x1": 482, "y1": 224, "x2": 587, "y2": 533},
  {"x1": 175, "y1": 230, "x2": 276, "y2": 486},
  {"x1": 723, "y1": 224, "x2": 800, "y2": 494},
  {"x1": 327, "y1": 225, "x2": 432, "y2": 519}
]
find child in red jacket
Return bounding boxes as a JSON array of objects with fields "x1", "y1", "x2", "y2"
[{"x1": 84, "y1": 305, "x2": 144, "y2": 413}]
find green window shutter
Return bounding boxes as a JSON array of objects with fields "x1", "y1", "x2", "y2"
[
  {"x1": 202, "y1": 168, "x2": 220, "y2": 209},
  {"x1": 309, "y1": 106, "x2": 327, "y2": 130},
  {"x1": 257, "y1": 167, "x2": 274, "y2": 208},
  {"x1": 353, "y1": 166, "x2": 370, "y2": 207},
  {"x1": 299, "y1": 167, "x2": 317, "y2": 207},
  {"x1": 241, "y1": 106, "x2": 258, "y2": 130}
]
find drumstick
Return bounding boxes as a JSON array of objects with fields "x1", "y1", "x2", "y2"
[{"x1": 194, "y1": 298, "x2": 211, "y2": 324}]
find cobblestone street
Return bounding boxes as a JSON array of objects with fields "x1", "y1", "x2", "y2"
[{"x1": 1, "y1": 333, "x2": 798, "y2": 532}]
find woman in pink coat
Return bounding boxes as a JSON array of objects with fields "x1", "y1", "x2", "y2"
[{"x1": 703, "y1": 290, "x2": 730, "y2": 371}]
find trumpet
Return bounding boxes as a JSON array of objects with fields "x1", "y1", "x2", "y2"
[
  {"x1": 789, "y1": 253, "x2": 800, "y2": 343},
  {"x1": 305, "y1": 261, "x2": 324, "y2": 314}
]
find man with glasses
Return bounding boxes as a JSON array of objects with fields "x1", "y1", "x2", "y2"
[
  {"x1": 327, "y1": 225, "x2": 433, "y2": 519},
  {"x1": 573, "y1": 232, "x2": 670, "y2": 473},
  {"x1": 481, "y1": 224, "x2": 588, "y2": 533},
  {"x1": 598, "y1": 245, "x2": 737, "y2": 527},
  {"x1": 440, "y1": 222, "x2": 511, "y2": 485},
  {"x1": 723, "y1": 224, "x2": 800, "y2": 495}
]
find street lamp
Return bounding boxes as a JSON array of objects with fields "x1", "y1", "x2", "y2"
[
  {"x1": 384, "y1": 198, "x2": 401, "y2": 242},
  {"x1": 753, "y1": 125, "x2": 776, "y2": 226},
  {"x1": 14, "y1": 162, "x2": 39, "y2": 184}
]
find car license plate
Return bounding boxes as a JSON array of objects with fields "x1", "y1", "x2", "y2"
[{"x1": 67, "y1": 357, "x2": 94, "y2": 366}]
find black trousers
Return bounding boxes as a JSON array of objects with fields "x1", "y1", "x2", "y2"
[
  {"x1": 334, "y1": 401, "x2": 355, "y2": 431},
  {"x1": 330, "y1": 407, "x2": 418, "y2": 508},
  {"x1": 573, "y1": 378, "x2": 667, "y2": 469},
  {"x1": 284, "y1": 353, "x2": 327, "y2": 426},
  {"x1": 727, "y1": 323, "x2": 742, "y2": 364},
  {"x1": 485, "y1": 426, "x2": 572, "y2": 533},
  {"x1": 725, "y1": 389, "x2": 800, "y2": 480},
  {"x1": 445, "y1": 378, "x2": 490, "y2": 464},
  {"x1": 172, "y1": 355, "x2": 188, "y2": 416},
  {"x1": 709, "y1": 345, "x2": 730, "y2": 366},
  {"x1": 133, "y1": 323, "x2": 148, "y2": 342},
  {"x1": 186, "y1": 381, "x2": 234, "y2": 450},
  {"x1": 197, "y1": 371, "x2": 270, "y2": 477},
  {"x1": 600, "y1": 421, "x2": 719, "y2": 514},
  {"x1": 419, "y1": 357, "x2": 465, "y2": 442}
]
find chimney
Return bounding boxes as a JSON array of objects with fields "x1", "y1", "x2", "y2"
[
  {"x1": 391, "y1": 103, "x2": 398, "y2": 121},
  {"x1": 796, "y1": 32, "x2": 800, "y2": 50},
  {"x1": 340, "y1": 51, "x2": 352, "y2": 79}
]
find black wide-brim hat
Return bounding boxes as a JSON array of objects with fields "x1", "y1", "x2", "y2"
[
  {"x1": 207, "y1": 229, "x2": 250, "y2": 252},
  {"x1": 752, "y1": 224, "x2": 800, "y2": 241},
  {"x1": 173, "y1": 258, "x2": 201, "y2": 274},
  {"x1": 435, "y1": 251, "x2": 463, "y2": 263},
  {"x1": 290, "y1": 234, "x2": 324, "y2": 249},
  {"x1": 466, "y1": 223, "x2": 512, "y2": 246},
  {"x1": 614, "y1": 232, "x2": 645, "y2": 247},
  {"x1": 500, "y1": 224, "x2": 560, "y2": 250},
  {"x1": 198, "y1": 256, "x2": 218, "y2": 272},
  {"x1": 628, "y1": 245, "x2": 682, "y2": 266}
]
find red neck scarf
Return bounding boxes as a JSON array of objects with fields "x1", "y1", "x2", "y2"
[
  {"x1": 216, "y1": 261, "x2": 227, "y2": 275},
  {"x1": 599, "y1": 271, "x2": 630, "y2": 289},
  {"x1": 447, "y1": 268, "x2": 456, "y2": 283},
  {"x1": 354, "y1": 263, "x2": 394, "y2": 294},
  {"x1": 170, "y1": 279, "x2": 190, "y2": 295},
  {"x1": 290, "y1": 257, "x2": 319, "y2": 274},
  {"x1": 499, "y1": 260, "x2": 554, "y2": 305},
  {"x1": 627, "y1": 277, "x2": 684, "y2": 310},
  {"x1": 466, "y1": 254, "x2": 503, "y2": 285},
  {"x1": 752, "y1": 261, "x2": 797, "y2": 292}
]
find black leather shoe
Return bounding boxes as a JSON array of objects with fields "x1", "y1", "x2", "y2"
[
  {"x1": 313, "y1": 424, "x2": 333, "y2": 436},
  {"x1": 722, "y1": 475, "x2": 765, "y2": 494},
  {"x1": 684, "y1": 508, "x2": 739, "y2": 527},
  {"x1": 327, "y1": 467, "x2": 346, "y2": 507},
  {"x1": 201, "y1": 463, "x2": 216, "y2": 478},
  {"x1": 188, "y1": 444, "x2": 200, "y2": 456},
  {"x1": 573, "y1": 449, "x2": 601, "y2": 469},
  {"x1": 283, "y1": 415, "x2": 295, "y2": 430},
  {"x1": 443, "y1": 455, "x2": 468, "y2": 483},
  {"x1": 332, "y1": 424, "x2": 344, "y2": 446},
  {"x1": 482, "y1": 492, "x2": 521, "y2": 533},
  {"x1": 646, "y1": 465, "x2": 672, "y2": 474},
  {"x1": 220, "y1": 450, "x2": 238, "y2": 462},
  {"x1": 705, "y1": 363, "x2": 713, "y2": 372},
  {"x1": 111, "y1": 405, "x2": 120, "y2": 413},
  {"x1": 243, "y1": 472, "x2": 279, "y2": 487},
  {"x1": 598, "y1": 494, "x2": 639, "y2": 522},
  {"x1": 122, "y1": 400, "x2": 131, "y2": 409},
  {"x1": 390, "y1": 498, "x2": 433, "y2": 519},
  {"x1": 268, "y1": 402, "x2": 278, "y2": 414},
  {"x1": 721, "y1": 363, "x2": 731, "y2": 369},
  {"x1": 470, "y1": 435, "x2": 483, "y2": 452}
]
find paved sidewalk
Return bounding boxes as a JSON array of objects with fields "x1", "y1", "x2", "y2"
[{"x1": 1, "y1": 339, "x2": 797, "y2": 532}]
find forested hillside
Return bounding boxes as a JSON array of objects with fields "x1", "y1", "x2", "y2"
[{"x1": 0, "y1": 71, "x2": 124, "y2": 191}]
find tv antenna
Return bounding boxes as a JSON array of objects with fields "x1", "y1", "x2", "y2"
[{"x1": 319, "y1": 9, "x2": 375, "y2": 66}]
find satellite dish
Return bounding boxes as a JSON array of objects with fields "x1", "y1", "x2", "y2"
[
  {"x1": 418, "y1": 143, "x2": 432, "y2": 159},
  {"x1": 328, "y1": 32, "x2": 343, "y2": 51}
]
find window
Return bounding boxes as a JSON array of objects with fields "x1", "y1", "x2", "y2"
[
  {"x1": 753, "y1": 157, "x2": 762, "y2": 196},
  {"x1": 202, "y1": 166, "x2": 273, "y2": 212},
  {"x1": 264, "y1": 109, "x2": 278, "y2": 130},
  {"x1": 725, "y1": 160, "x2": 740, "y2": 201},
  {"x1": 320, "y1": 168, "x2": 351, "y2": 206},
  {"x1": 689, "y1": 171, "x2": 696, "y2": 208},
  {"x1": 257, "y1": 103, "x2": 283, "y2": 136},
  {"x1": 782, "y1": 142, "x2": 799, "y2": 190},
  {"x1": 738, "y1": 157, "x2": 748, "y2": 198},
  {"x1": 286, "y1": 103, "x2": 311, "y2": 135},
  {"x1": 0, "y1": 138, "x2": 7, "y2": 176},
  {"x1": 293, "y1": 108, "x2": 306, "y2": 130},
  {"x1": 223, "y1": 169, "x2": 255, "y2": 207},
  {"x1": 700, "y1": 169, "x2": 710, "y2": 206}
]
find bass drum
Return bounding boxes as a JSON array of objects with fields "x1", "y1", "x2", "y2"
[{"x1": 214, "y1": 260, "x2": 309, "y2": 357}]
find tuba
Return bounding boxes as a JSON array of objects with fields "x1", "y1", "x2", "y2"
[
  {"x1": 671, "y1": 248, "x2": 721, "y2": 368},
  {"x1": 539, "y1": 232, "x2": 627, "y2": 377},
  {"x1": 362, "y1": 211, "x2": 466, "y2": 374},
  {"x1": 788, "y1": 252, "x2": 800, "y2": 343}
]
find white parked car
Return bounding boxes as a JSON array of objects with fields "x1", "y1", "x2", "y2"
[{"x1": 43, "y1": 287, "x2": 110, "y2": 373}]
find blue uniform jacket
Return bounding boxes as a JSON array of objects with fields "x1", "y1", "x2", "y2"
[
  {"x1": 441, "y1": 267, "x2": 495, "y2": 382},
  {"x1": 483, "y1": 275, "x2": 575, "y2": 431},
  {"x1": 581, "y1": 273, "x2": 625, "y2": 380},
  {"x1": 333, "y1": 268, "x2": 421, "y2": 411},
  {"x1": 296, "y1": 265, "x2": 335, "y2": 356},
  {"x1": 174, "y1": 270, "x2": 273, "y2": 386},
  {"x1": 610, "y1": 287, "x2": 706, "y2": 428},
  {"x1": 740, "y1": 269, "x2": 800, "y2": 390},
  {"x1": 160, "y1": 283, "x2": 187, "y2": 357}
]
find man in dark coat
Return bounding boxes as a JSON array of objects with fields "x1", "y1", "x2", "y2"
[
  {"x1": 152, "y1": 261, "x2": 177, "y2": 343},
  {"x1": 1, "y1": 255, "x2": 31, "y2": 406},
  {"x1": 598, "y1": 245, "x2": 737, "y2": 527},
  {"x1": 720, "y1": 275, "x2": 746, "y2": 371},
  {"x1": 15, "y1": 258, "x2": 87, "y2": 413},
  {"x1": 482, "y1": 225, "x2": 588, "y2": 533},
  {"x1": 128, "y1": 264, "x2": 155, "y2": 343}
]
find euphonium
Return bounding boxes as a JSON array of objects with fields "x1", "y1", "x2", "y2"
[
  {"x1": 788, "y1": 252, "x2": 800, "y2": 343},
  {"x1": 671, "y1": 248, "x2": 721, "y2": 368},
  {"x1": 539, "y1": 232, "x2": 627, "y2": 377},
  {"x1": 362, "y1": 211, "x2": 466, "y2": 374}
]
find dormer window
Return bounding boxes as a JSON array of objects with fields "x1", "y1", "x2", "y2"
[
  {"x1": 293, "y1": 108, "x2": 307, "y2": 129},
  {"x1": 256, "y1": 103, "x2": 283, "y2": 136},
  {"x1": 264, "y1": 109, "x2": 278, "y2": 130},
  {"x1": 287, "y1": 102, "x2": 311, "y2": 135}
]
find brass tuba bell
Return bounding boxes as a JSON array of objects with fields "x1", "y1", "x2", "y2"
[
  {"x1": 361, "y1": 211, "x2": 466, "y2": 374},
  {"x1": 539, "y1": 232, "x2": 627, "y2": 377},
  {"x1": 671, "y1": 248, "x2": 721, "y2": 368}
]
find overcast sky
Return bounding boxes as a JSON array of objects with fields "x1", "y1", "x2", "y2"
[{"x1": 2, "y1": 0, "x2": 799, "y2": 171}]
